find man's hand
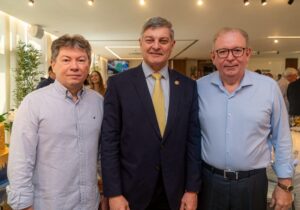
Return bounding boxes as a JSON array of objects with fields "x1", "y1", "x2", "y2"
[
  {"x1": 180, "y1": 192, "x2": 197, "y2": 210},
  {"x1": 109, "y1": 195, "x2": 130, "y2": 210},
  {"x1": 270, "y1": 179, "x2": 293, "y2": 210}
]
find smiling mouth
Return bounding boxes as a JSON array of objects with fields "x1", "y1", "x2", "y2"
[
  {"x1": 224, "y1": 65, "x2": 238, "y2": 68},
  {"x1": 150, "y1": 52, "x2": 163, "y2": 56}
]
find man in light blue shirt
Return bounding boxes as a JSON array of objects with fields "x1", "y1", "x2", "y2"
[
  {"x1": 7, "y1": 34, "x2": 104, "y2": 210},
  {"x1": 197, "y1": 27, "x2": 293, "y2": 210}
]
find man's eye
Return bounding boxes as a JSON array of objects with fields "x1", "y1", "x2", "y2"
[
  {"x1": 160, "y1": 40, "x2": 169, "y2": 44},
  {"x1": 145, "y1": 39, "x2": 153, "y2": 43},
  {"x1": 218, "y1": 50, "x2": 227, "y2": 54},
  {"x1": 233, "y1": 49, "x2": 242, "y2": 53}
]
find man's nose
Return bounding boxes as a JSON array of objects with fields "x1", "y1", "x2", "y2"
[
  {"x1": 70, "y1": 60, "x2": 79, "y2": 69},
  {"x1": 152, "y1": 40, "x2": 160, "y2": 49},
  {"x1": 226, "y1": 50, "x2": 235, "y2": 60}
]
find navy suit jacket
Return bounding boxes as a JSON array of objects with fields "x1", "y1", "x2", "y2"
[{"x1": 101, "y1": 65, "x2": 201, "y2": 210}]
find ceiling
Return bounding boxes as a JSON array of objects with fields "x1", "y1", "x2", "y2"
[{"x1": 0, "y1": 0, "x2": 300, "y2": 60}]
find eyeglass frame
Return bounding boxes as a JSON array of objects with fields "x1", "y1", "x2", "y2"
[{"x1": 213, "y1": 47, "x2": 249, "y2": 58}]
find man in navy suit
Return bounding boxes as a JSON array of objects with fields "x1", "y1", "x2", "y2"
[{"x1": 101, "y1": 17, "x2": 201, "y2": 210}]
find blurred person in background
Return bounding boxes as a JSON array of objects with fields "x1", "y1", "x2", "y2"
[
  {"x1": 278, "y1": 67, "x2": 298, "y2": 109},
  {"x1": 36, "y1": 66, "x2": 56, "y2": 89},
  {"x1": 89, "y1": 70, "x2": 106, "y2": 96},
  {"x1": 287, "y1": 68, "x2": 300, "y2": 117}
]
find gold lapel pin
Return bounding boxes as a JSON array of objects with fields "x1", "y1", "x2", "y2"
[{"x1": 174, "y1": 80, "x2": 180, "y2": 85}]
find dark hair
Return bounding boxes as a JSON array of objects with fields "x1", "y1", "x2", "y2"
[
  {"x1": 48, "y1": 66, "x2": 53, "y2": 72},
  {"x1": 255, "y1": 69, "x2": 262, "y2": 74},
  {"x1": 141, "y1": 17, "x2": 174, "y2": 40},
  {"x1": 51, "y1": 34, "x2": 92, "y2": 65}
]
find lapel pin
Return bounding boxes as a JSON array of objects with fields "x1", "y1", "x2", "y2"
[{"x1": 174, "y1": 80, "x2": 180, "y2": 85}]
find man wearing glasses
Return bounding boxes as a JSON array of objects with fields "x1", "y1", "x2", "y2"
[{"x1": 197, "y1": 27, "x2": 293, "y2": 210}]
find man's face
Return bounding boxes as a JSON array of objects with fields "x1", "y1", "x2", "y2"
[
  {"x1": 139, "y1": 27, "x2": 175, "y2": 71},
  {"x1": 287, "y1": 74, "x2": 298, "y2": 83},
  {"x1": 211, "y1": 31, "x2": 251, "y2": 80},
  {"x1": 52, "y1": 47, "x2": 90, "y2": 92}
]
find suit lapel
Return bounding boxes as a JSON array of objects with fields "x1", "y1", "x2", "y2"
[
  {"x1": 163, "y1": 69, "x2": 181, "y2": 141},
  {"x1": 132, "y1": 66, "x2": 161, "y2": 137}
]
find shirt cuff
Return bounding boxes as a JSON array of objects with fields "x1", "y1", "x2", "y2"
[
  {"x1": 273, "y1": 161, "x2": 294, "y2": 178},
  {"x1": 6, "y1": 185, "x2": 34, "y2": 210}
]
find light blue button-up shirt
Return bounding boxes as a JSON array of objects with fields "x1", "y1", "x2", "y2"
[
  {"x1": 142, "y1": 62, "x2": 170, "y2": 120},
  {"x1": 7, "y1": 80, "x2": 103, "y2": 210},
  {"x1": 197, "y1": 70, "x2": 293, "y2": 178}
]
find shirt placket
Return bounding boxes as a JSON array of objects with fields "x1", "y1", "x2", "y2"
[
  {"x1": 74, "y1": 98, "x2": 86, "y2": 207},
  {"x1": 225, "y1": 94, "x2": 234, "y2": 169}
]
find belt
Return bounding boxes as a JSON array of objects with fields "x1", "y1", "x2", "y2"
[{"x1": 202, "y1": 162, "x2": 266, "y2": 180}]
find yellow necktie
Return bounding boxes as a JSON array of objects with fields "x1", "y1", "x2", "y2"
[{"x1": 152, "y1": 73, "x2": 166, "y2": 136}]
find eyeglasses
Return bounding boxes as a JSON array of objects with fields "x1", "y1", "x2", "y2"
[{"x1": 215, "y1": 47, "x2": 247, "y2": 58}]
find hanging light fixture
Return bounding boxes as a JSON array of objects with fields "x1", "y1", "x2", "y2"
[
  {"x1": 87, "y1": 0, "x2": 94, "y2": 6},
  {"x1": 244, "y1": 0, "x2": 250, "y2": 6},
  {"x1": 28, "y1": 0, "x2": 34, "y2": 6},
  {"x1": 261, "y1": 0, "x2": 267, "y2": 6}
]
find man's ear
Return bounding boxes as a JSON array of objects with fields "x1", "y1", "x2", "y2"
[
  {"x1": 51, "y1": 61, "x2": 56, "y2": 74},
  {"x1": 245, "y1": 48, "x2": 252, "y2": 57}
]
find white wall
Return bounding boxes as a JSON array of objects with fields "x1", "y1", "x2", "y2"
[{"x1": 0, "y1": 12, "x2": 57, "y2": 111}]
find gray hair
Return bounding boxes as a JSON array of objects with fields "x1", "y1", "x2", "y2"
[
  {"x1": 51, "y1": 34, "x2": 92, "y2": 65},
  {"x1": 141, "y1": 17, "x2": 174, "y2": 40},
  {"x1": 283, "y1": 67, "x2": 298, "y2": 78},
  {"x1": 212, "y1": 27, "x2": 249, "y2": 50}
]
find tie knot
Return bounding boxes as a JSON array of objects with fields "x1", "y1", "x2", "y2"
[{"x1": 152, "y1": 73, "x2": 162, "y2": 80}]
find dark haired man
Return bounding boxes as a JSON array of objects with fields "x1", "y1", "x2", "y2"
[{"x1": 101, "y1": 17, "x2": 201, "y2": 210}]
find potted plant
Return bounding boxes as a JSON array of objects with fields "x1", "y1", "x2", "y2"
[{"x1": 14, "y1": 40, "x2": 42, "y2": 107}]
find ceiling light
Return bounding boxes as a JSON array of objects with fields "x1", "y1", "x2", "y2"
[
  {"x1": 261, "y1": 0, "x2": 267, "y2": 6},
  {"x1": 274, "y1": 39, "x2": 279, "y2": 43},
  {"x1": 28, "y1": 0, "x2": 34, "y2": 6},
  {"x1": 139, "y1": 0, "x2": 145, "y2": 6},
  {"x1": 288, "y1": 0, "x2": 294, "y2": 5},
  {"x1": 88, "y1": 0, "x2": 94, "y2": 6},
  {"x1": 197, "y1": 0, "x2": 204, "y2": 6},
  {"x1": 244, "y1": 0, "x2": 250, "y2": 6}
]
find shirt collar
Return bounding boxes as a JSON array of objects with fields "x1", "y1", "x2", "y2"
[
  {"x1": 54, "y1": 80, "x2": 86, "y2": 99},
  {"x1": 210, "y1": 69, "x2": 253, "y2": 89},
  {"x1": 142, "y1": 61, "x2": 169, "y2": 80}
]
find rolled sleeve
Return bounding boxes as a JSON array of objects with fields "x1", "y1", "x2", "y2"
[
  {"x1": 6, "y1": 185, "x2": 34, "y2": 210},
  {"x1": 7, "y1": 95, "x2": 39, "y2": 209},
  {"x1": 271, "y1": 84, "x2": 294, "y2": 178}
]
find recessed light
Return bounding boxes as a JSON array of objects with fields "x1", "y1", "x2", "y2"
[
  {"x1": 274, "y1": 39, "x2": 279, "y2": 43},
  {"x1": 139, "y1": 0, "x2": 145, "y2": 6},
  {"x1": 88, "y1": 0, "x2": 94, "y2": 6},
  {"x1": 28, "y1": 0, "x2": 34, "y2": 6},
  {"x1": 197, "y1": 0, "x2": 204, "y2": 6}
]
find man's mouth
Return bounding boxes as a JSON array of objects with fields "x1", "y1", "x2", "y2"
[{"x1": 149, "y1": 52, "x2": 163, "y2": 56}]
